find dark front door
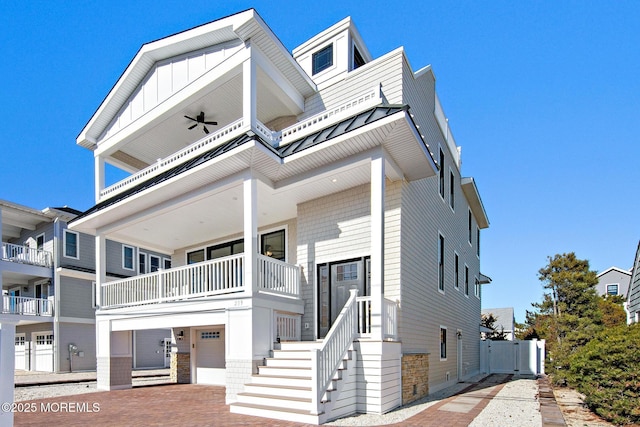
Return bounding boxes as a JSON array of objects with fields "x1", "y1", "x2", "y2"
[{"x1": 317, "y1": 257, "x2": 369, "y2": 339}]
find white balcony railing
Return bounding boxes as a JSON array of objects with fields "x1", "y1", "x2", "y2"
[
  {"x1": 1, "y1": 242, "x2": 53, "y2": 268},
  {"x1": 356, "y1": 295, "x2": 398, "y2": 340},
  {"x1": 1, "y1": 295, "x2": 53, "y2": 317},
  {"x1": 99, "y1": 253, "x2": 300, "y2": 309}
]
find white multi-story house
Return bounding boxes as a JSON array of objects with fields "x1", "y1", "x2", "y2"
[
  {"x1": 0, "y1": 200, "x2": 170, "y2": 376},
  {"x1": 70, "y1": 9, "x2": 489, "y2": 424}
]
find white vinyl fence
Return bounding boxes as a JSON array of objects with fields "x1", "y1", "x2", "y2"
[{"x1": 480, "y1": 339, "x2": 545, "y2": 376}]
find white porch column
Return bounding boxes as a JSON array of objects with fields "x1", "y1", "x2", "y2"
[
  {"x1": 243, "y1": 176, "x2": 258, "y2": 296},
  {"x1": 243, "y1": 43, "x2": 257, "y2": 131},
  {"x1": 95, "y1": 234, "x2": 106, "y2": 308},
  {"x1": 95, "y1": 156, "x2": 105, "y2": 202},
  {"x1": 0, "y1": 321, "x2": 17, "y2": 427},
  {"x1": 370, "y1": 153, "x2": 385, "y2": 341}
]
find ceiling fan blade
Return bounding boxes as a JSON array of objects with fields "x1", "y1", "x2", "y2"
[
  {"x1": 184, "y1": 115, "x2": 197, "y2": 121},
  {"x1": 203, "y1": 126, "x2": 210, "y2": 134},
  {"x1": 203, "y1": 121, "x2": 218, "y2": 125},
  {"x1": 188, "y1": 123, "x2": 198, "y2": 130}
]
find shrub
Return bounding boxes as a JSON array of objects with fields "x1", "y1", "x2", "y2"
[{"x1": 567, "y1": 323, "x2": 640, "y2": 425}]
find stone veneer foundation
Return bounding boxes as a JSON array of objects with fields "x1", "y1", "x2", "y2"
[
  {"x1": 401, "y1": 353, "x2": 429, "y2": 404},
  {"x1": 170, "y1": 353, "x2": 190, "y2": 383}
]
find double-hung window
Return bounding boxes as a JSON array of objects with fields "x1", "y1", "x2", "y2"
[
  {"x1": 439, "y1": 149, "x2": 445, "y2": 199},
  {"x1": 64, "y1": 230, "x2": 79, "y2": 259},
  {"x1": 440, "y1": 327, "x2": 447, "y2": 360},
  {"x1": 464, "y1": 265, "x2": 470, "y2": 296},
  {"x1": 122, "y1": 245, "x2": 134, "y2": 270},
  {"x1": 438, "y1": 234, "x2": 445, "y2": 292}
]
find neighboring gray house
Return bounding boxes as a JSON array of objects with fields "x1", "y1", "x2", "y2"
[
  {"x1": 481, "y1": 307, "x2": 515, "y2": 340},
  {"x1": 626, "y1": 241, "x2": 640, "y2": 324},
  {"x1": 596, "y1": 266, "x2": 631, "y2": 299},
  {"x1": 1, "y1": 199, "x2": 169, "y2": 373},
  {"x1": 70, "y1": 10, "x2": 490, "y2": 424}
]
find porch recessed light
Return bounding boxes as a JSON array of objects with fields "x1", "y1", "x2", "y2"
[{"x1": 331, "y1": 178, "x2": 338, "y2": 183}]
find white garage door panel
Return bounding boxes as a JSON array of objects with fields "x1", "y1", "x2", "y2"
[
  {"x1": 196, "y1": 328, "x2": 225, "y2": 385},
  {"x1": 15, "y1": 334, "x2": 28, "y2": 370},
  {"x1": 33, "y1": 332, "x2": 54, "y2": 372}
]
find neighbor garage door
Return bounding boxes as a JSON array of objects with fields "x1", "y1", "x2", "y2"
[{"x1": 32, "y1": 332, "x2": 54, "y2": 372}]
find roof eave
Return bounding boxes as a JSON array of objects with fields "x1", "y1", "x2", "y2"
[{"x1": 461, "y1": 177, "x2": 489, "y2": 229}]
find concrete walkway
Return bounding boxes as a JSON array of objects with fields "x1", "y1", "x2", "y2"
[{"x1": 12, "y1": 373, "x2": 566, "y2": 426}]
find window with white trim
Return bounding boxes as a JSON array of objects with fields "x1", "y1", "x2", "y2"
[
  {"x1": 312, "y1": 44, "x2": 333, "y2": 75},
  {"x1": 477, "y1": 228, "x2": 481, "y2": 257},
  {"x1": 464, "y1": 265, "x2": 469, "y2": 296},
  {"x1": 454, "y1": 252, "x2": 460, "y2": 290},
  {"x1": 122, "y1": 245, "x2": 134, "y2": 270},
  {"x1": 606, "y1": 284, "x2": 619, "y2": 296},
  {"x1": 468, "y1": 210, "x2": 472, "y2": 244},
  {"x1": 163, "y1": 258, "x2": 172, "y2": 269},
  {"x1": 63, "y1": 230, "x2": 79, "y2": 259},
  {"x1": 440, "y1": 327, "x2": 447, "y2": 359},
  {"x1": 474, "y1": 277, "x2": 480, "y2": 298},
  {"x1": 438, "y1": 233, "x2": 445, "y2": 292},
  {"x1": 439, "y1": 148, "x2": 445, "y2": 199},
  {"x1": 449, "y1": 170, "x2": 455, "y2": 210}
]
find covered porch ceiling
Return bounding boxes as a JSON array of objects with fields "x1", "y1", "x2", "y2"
[
  {"x1": 101, "y1": 61, "x2": 303, "y2": 174},
  {"x1": 70, "y1": 108, "x2": 436, "y2": 254}
]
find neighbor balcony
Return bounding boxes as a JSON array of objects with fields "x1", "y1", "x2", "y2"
[
  {"x1": 0, "y1": 295, "x2": 54, "y2": 317},
  {"x1": 1, "y1": 242, "x2": 53, "y2": 268},
  {"x1": 99, "y1": 253, "x2": 300, "y2": 310}
]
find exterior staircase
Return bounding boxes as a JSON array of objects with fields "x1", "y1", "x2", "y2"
[{"x1": 230, "y1": 341, "x2": 357, "y2": 424}]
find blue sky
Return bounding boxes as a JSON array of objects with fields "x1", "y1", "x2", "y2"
[{"x1": 1, "y1": 1, "x2": 638, "y2": 322}]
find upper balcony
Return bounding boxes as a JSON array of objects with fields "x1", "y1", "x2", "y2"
[
  {"x1": 95, "y1": 86, "x2": 383, "y2": 203},
  {"x1": 1, "y1": 242, "x2": 53, "y2": 269},
  {"x1": 0, "y1": 295, "x2": 54, "y2": 322},
  {"x1": 98, "y1": 253, "x2": 300, "y2": 310}
]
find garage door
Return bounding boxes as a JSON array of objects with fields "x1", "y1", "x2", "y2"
[
  {"x1": 196, "y1": 328, "x2": 225, "y2": 385},
  {"x1": 32, "y1": 332, "x2": 54, "y2": 372},
  {"x1": 15, "y1": 334, "x2": 29, "y2": 370}
]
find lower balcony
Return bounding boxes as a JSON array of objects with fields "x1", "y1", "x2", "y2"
[
  {"x1": 99, "y1": 253, "x2": 300, "y2": 309},
  {"x1": 1, "y1": 295, "x2": 53, "y2": 317}
]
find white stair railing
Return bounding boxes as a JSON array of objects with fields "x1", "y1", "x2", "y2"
[{"x1": 311, "y1": 289, "x2": 359, "y2": 415}]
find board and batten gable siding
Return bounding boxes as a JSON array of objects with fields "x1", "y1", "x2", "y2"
[
  {"x1": 300, "y1": 49, "x2": 405, "y2": 121},
  {"x1": 101, "y1": 40, "x2": 244, "y2": 141},
  {"x1": 58, "y1": 276, "x2": 95, "y2": 319},
  {"x1": 297, "y1": 182, "x2": 402, "y2": 341}
]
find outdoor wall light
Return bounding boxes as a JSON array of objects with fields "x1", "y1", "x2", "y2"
[{"x1": 177, "y1": 330, "x2": 184, "y2": 340}]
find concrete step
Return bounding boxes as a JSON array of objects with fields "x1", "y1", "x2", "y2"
[
  {"x1": 250, "y1": 374, "x2": 312, "y2": 388},
  {"x1": 264, "y1": 357, "x2": 312, "y2": 368},
  {"x1": 230, "y1": 402, "x2": 323, "y2": 425},
  {"x1": 244, "y1": 383, "x2": 312, "y2": 399},
  {"x1": 278, "y1": 341, "x2": 323, "y2": 351},
  {"x1": 236, "y1": 392, "x2": 312, "y2": 411},
  {"x1": 257, "y1": 365, "x2": 311, "y2": 377},
  {"x1": 272, "y1": 349, "x2": 313, "y2": 359}
]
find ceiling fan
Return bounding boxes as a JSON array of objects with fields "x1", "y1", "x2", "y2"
[{"x1": 184, "y1": 111, "x2": 217, "y2": 134}]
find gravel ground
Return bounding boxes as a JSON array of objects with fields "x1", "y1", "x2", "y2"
[
  {"x1": 468, "y1": 378, "x2": 540, "y2": 427},
  {"x1": 327, "y1": 374, "x2": 539, "y2": 426}
]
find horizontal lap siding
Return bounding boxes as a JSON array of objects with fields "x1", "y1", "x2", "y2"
[
  {"x1": 58, "y1": 276, "x2": 95, "y2": 319},
  {"x1": 302, "y1": 51, "x2": 404, "y2": 119},
  {"x1": 399, "y1": 63, "x2": 483, "y2": 391}
]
